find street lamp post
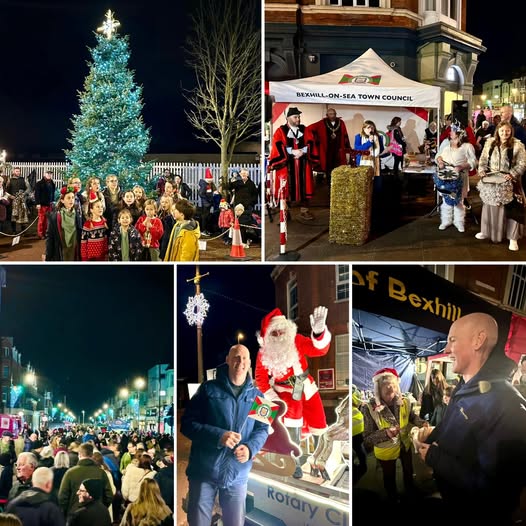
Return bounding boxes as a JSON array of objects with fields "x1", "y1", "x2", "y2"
[
  {"x1": 81, "y1": 410, "x2": 85, "y2": 425},
  {"x1": 134, "y1": 378, "x2": 146, "y2": 431}
]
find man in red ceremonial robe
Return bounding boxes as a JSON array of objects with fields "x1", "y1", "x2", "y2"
[
  {"x1": 308, "y1": 108, "x2": 350, "y2": 185},
  {"x1": 255, "y1": 306, "x2": 331, "y2": 478},
  {"x1": 268, "y1": 107, "x2": 318, "y2": 220}
]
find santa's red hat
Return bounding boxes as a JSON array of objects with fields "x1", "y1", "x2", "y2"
[
  {"x1": 372, "y1": 368, "x2": 400, "y2": 411},
  {"x1": 260, "y1": 308, "x2": 286, "y2": 338},
  {"x1": 205, "y1": 168, "x2": 213, "y2": 180},
  {"x1": 89, "y1": 191, "x2": 98, "y2": 203}
]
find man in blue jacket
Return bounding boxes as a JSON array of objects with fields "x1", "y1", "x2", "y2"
[
  {"x1": 181, "y1": 344, "x2": 269, "y2": 526},
  {"x1": 418, "y1": 312, "x2": 526, "y2": 525}
]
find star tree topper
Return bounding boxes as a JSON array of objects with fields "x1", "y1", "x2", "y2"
[{"x1": 97, "y1": 10, "x2": 121, "y2": 40}]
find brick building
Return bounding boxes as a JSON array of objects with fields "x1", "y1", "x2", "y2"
[
  {"x1": 265, "y1": 0, "x2": 486, "y2": 121},
  {"x1": 271, "y1": 264, "x2": 349, "y2": 423}
]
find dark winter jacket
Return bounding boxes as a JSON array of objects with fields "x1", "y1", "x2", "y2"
[
  {"x1": 425, "y1": 353, "x2": 526, "y2": 523},
  {"x1": 180, "y1": 363, "x2": 269, "y2": 487},
  {"x1": 5, "y1": 487, "x2": 65, "y2": 526},
  {"x1": 52, "y1": 466, "x2": 68, "y2": 494},
  {"x1": 154, "y1": 463, "x2": 174, "y2": 511},
  {"x1": 197, "y1": 179, "x2": 216, "y2": 208},
  {"x1": 229, "y1": 178, "x2": 259, "y2": 210},
  {"x1": 66, "y1": 499, "x2": 111, "y2": 526},
  {"x1": 108, "y1": 224, "x2": 144, "y2": 261},
  {"x1": 45, "y1": 209, "x2": 82, "y2": 261},
  {"x1": 8, "y1": 477, "x2": 33, "y2": 501},
  {"x1": 159, "y1": 213, "x2": 176, "y2": 260},
  {"x1": 0, "y1": 463, "x2": 13, "y2": 499},
  {"x1": 34, "y1": 178, "x2": 56, "y2": 207}
]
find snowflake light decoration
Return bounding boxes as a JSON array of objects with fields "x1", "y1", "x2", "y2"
[{"x1": 184, "y1": 293, "x2": 210, "y2": 326}]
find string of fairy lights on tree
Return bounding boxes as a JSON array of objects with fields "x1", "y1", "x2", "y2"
[{"x1": 65, "y1": 10, "x2": 153, "y2": 191}]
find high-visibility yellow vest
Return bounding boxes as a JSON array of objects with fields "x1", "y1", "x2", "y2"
[
  {"x1": 352, "y1": 406, "x2": 364, "y2": 436},
  {"x1": 367, "y1": 397, "x2": 412, "y2": 461}
]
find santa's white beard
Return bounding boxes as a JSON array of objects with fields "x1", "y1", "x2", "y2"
[{"x1": 260, "y1": 331, "x2": 300, "y2": 378}]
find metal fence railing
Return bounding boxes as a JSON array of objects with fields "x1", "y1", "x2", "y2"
[{"x1": 2, "y1": 161, "x2": 263, "y2": 211}]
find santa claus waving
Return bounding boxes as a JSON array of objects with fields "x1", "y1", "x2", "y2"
[{"x1": 255, "y1": 305, "x2": 331, "y2": 478}]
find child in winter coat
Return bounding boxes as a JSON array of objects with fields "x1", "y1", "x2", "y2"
[
  {"x1": 46, "y1": 186, "x2": 82, "y2": 261},
  {"x1": 108, "y1": 208, "x2": 144, "y2": 261},
  {"x1": 163, "y1": 199, "x2": 200, "y2": 261},
  {"x1": 158, "y1": 195, "x2": 175, "y2": 260},
  {"x1": 135, "y1": 199, "x2": 164, "y2": 261},
  {"x1": 218, "y1": 198, "x2": 234, "y2": 245},
  {"x1": 80, "y1": 195, "x2": 109, "y2": 261}
]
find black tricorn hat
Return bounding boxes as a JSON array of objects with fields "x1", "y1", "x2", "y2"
[{"x1": 286, "y1": 107, "x2": 302, "y2": 118}]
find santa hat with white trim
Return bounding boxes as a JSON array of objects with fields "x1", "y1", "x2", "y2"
[{"x1": 372, "y1": 368, "x2": 401, "y2": 411}]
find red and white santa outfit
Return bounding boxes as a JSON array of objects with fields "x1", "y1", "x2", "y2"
[{"x1": 255, "y1": 308, "x2": 331, "y2": 436}]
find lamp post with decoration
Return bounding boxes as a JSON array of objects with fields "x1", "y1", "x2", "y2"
[{"x1": 184, "y1": 266, "x2": 210, "y2": 382}]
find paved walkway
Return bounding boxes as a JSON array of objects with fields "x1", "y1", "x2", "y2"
[{"x1": 265, "y1": 174, "x2": 525, "y2": 262}]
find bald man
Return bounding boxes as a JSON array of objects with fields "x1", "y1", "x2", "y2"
[
  {"x1": 418, "y1": 313, "x2": 526, "y2": 524},
  {"x1": 181, "y1": 345, "x2": 269, "y2": 526}
]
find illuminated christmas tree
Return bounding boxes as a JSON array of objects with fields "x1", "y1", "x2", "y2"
[{"x1": 65, "y1": 11, "x2": 153, "y2": 191}]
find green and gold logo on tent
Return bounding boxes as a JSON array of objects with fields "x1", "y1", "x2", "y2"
[{"x1": 339, "y1": 74, "x2": 381, "y2": 85}]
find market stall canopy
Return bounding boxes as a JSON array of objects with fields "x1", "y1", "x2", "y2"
[
  {"x1": 269, "y1": 48, "x2": 441, "y2": 108},
  {"x1": 353, "y1": 309, "x2": 446, "y2": 356},
  {"x1": 352, "y1": 309, "x2": 447, "y2": 392}
]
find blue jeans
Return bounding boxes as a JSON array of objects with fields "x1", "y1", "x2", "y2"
[{"x1": 187, "y1": 479, "x2": 247, "y2": 526}]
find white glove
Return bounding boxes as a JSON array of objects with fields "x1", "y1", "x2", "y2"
[{"x1": 310, "y1": 306, "x2": 328, "y2": 334}]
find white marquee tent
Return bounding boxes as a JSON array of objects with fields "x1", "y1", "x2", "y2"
[{"x1": 269, "y1": 48, "x2": 441, "y2": 153}]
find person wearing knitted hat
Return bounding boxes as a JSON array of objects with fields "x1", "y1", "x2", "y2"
[
  {"x1": 362, "y1": 367, "x2": 428, "y2": 501},
  {"x1": 66, "y1": 478, "x2": 111, "y2": 526},
  {"x1": 255, "y1": 305, "x2": 331, "y2": 478}
]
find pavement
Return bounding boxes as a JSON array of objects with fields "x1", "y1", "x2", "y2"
[
  {"x1": 264, "y1": 172, "x2": 526, "y2": 262},
  {"x1": 353, "y1": 448, "x2": 441, "y2": 526},
  {"x1": 0, "y1": 214, "x2": 261, "y2": 262}
]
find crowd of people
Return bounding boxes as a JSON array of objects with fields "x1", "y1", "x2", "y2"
[
  {"x1": 267, "y1": 104, "x2": 526, "y2": 251},
  {"x1": 352, "y1": 312, "x2": 526, "y2": 525},
  {"x1": 0, "y1": 167, "x2": 261, "y2": 261},
  {"x1": 0, "y1": 426, "x2": 174, "y2": 526}
]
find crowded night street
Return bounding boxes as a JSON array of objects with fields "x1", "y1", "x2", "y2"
[{"x1": 0, "y1": 265, "x2": 175, "y2": 525}]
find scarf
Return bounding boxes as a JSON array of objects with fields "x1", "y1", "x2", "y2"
[{"x1": 60, "y1": 208, "x2": 77, "y2": 248}]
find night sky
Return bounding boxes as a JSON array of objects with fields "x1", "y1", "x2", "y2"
[
  {"x1": 1, "y1": 0, "x2": 258, "y2": 157},
  {"x1": 0, "y1": 264, "x2": 173, "y2": 417},
  {"x1": 177, "y1": 265, "x2": 277, "y2": 382},
  {"x1": 466, "y1": 1, "x2": 523, "y2": 85}
]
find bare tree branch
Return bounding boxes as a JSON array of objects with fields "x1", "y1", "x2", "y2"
[{"x1": 183, "y1": 0, "x2": 260, "y2": 184}]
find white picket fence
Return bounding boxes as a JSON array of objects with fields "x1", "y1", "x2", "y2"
[{"x1": 5, "y1": 161, "x2": 263, "y2": 210}]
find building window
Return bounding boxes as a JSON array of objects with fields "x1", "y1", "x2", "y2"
[
  {"x1": 507, "y1": 266, "x2": 526, "y2": 311},
  {"x1": 3, "y1": 348, "x2": 9, "y2": 357},
  {"x1": 336, "y1": 265, "x2": 349, "y2": 301},
  {"x1": 441, "y1": 0, "x2": 457, "y2": 17},
  {"x1": 425, "y1": 0, "x2": 436, "y2": 8},
  {"x1": 335, "y1": 333, "x2": 349, "y2": 389},
  {"x1": 329, "y1": 0, "x2": 380, "y2": 5},
  {"x1": 287, "y1": 279, "x2": 298, "y2": 321},
  {"x1": 1, "y1": 387, "x2": 7, "y2": 405},
  {"x1": 2, "y1": 366, "x2": 8, "y2": 379}
]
